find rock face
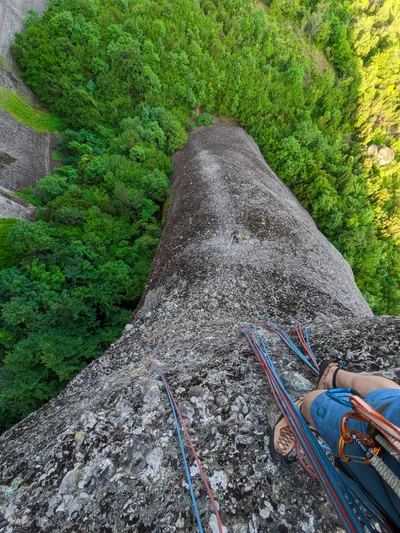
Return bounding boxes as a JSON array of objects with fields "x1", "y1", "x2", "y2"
[
  {"x1": 1, "y1": 125, "x2": 398, "y2": 533},
  {"x1": 367, "y1": 144, "x2": 395, "y2": 165},
  {"x1": 0, "y1": 0, "x2": 46, "y2": 65},
  {"x1": 0, "y1": 186, "x2": 36, "y2": 220},
  {"x1": 0, "y1": 0, "x2": 58, "y2": 195},
  {"x1": 0, "y1": 107, "x2": 57, "y2": 191}
]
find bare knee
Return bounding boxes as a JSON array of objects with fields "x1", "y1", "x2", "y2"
[{"x1": 301, "y1": 390, "x2": 326, "y2": 426}]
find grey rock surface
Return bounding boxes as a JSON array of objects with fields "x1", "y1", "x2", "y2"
[
  {"x1": 0, "y1": 0, "x2": 58, "y2": 191},
  {"x1": 0, "y1": 125, "x2": 398, "y2": 533},
  {"x1": 0, "y1": 186, "x2": 36, "y2": 220},
  {"x1": 0, "y1": 0, "x2": 44, "y2": 101},
  {"x1": 0, "y1": 59, "x2": 34, "y2": 101},
  {"x1": 0, "y1": 107, "x2": 57, "y2": 190},
  {"x1": 367, "y1": 144, "x2": 396, "y2": 166},
  {"x1": 0, "y1": 0, "x2": 46, "y2": 64}
]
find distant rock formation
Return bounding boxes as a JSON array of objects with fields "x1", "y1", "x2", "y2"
[
  {"x1": 1, "y1": 125, "x2": 398, "y2": 533},
  {"x1": 367, "y1": 144, "x2": 395, "y2": 165},
  {"x1": 0, "y1": 0, "x2": 46, "y2": 65},
  {"x1": 0, "y1": 107, "x2": 57, "y2": 191},
  {"x1": 0, "y1": 0, "x2": 57, "y2": 198},
  {"x1": 0, "y1": 186, "x2": 36, "y2": 220}
]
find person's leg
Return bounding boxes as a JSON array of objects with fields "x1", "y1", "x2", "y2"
[
  {"x1": 273, "y1": 364, "x2": 400, "y2": 453},
  {"x1": 302, "y1": 367, "x2": 400, "y2": 426},
  {"x1": 301, "y1": 390, "x2": 325, "y2": 426},
  {"x1": 321, "y1": 364, "x2": 400, "y2": 396},
  {"x1": 301, "y1": 386, "x2": 400, "y2": 528}
]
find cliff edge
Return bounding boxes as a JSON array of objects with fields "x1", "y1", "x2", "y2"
[
  {"x1": 1, "y1": 125, "x2": 399, "y2": 533},
  {"x1": 0, "y1": 0, "x2": 57, "y2": 196}
]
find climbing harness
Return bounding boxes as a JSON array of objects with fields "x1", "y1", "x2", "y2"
[
  {"x1": 326, "y1": 389, "x2": 400, "y2": 499},
  {"x1": 130, "y1": 311, "x2": 223, "y2": 533},
  {"x1": 240, "y1": 318, "x2": 400, "y2": 533},
  {"x1": 229, "y1": 231, "x2": 245, "y2": 248}
]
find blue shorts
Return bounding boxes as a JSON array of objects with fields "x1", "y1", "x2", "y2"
[{"x1": 311, "y1": 389, "x2": 400, "y2": 528}]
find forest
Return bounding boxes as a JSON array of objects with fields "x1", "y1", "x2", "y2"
[{"x1": 0, "y1": 0, "x2": 399, "y2": 429}]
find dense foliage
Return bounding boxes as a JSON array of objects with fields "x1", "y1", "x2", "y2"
[
  {"x1": 0, "y1": 219, "x2": 23, "y2": 270},
  {"x1": 351, "y1": 0, "x2": 400, "y2": 248},
  {"x1": 1, "y1": 0, "x2": 399, "y2": 428},
  {"x1": 0, "y1": 119, "x2": 176, "y2": 428},
  {"x1": 266, "y1": 0, "x2": 400, "y2": 310}
]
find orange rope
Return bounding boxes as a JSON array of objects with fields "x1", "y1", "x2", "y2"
[{"x1": 130, "y1": 306, "x2": 223, "y2": 532}]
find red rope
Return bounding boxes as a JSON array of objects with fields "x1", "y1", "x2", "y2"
[
  {"x1": 351, "y1": 396, "x2": 400, "y2": 452},
  {"x1": 131, "y1": 308, "x2": 223, "y2": 531},
  {"x1": 243, "y1": 330, "x2": 360, "y2": 533},
  {"x1": 149, "y1": 359, "x2": 224, "y2": 533},
  {"x1": 295, "y1": 324, "x2": 319, "y2": 369},
  {"x1": 295, "y1": 439, "x2": 318, "y2": 479}
]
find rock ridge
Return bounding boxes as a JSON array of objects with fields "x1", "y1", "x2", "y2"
[
  {"x1": 0, "y1": 0, "x2": 57, "y2": 198},
  {"x1": 1, "y1": 125, "x2": 399, "y2": 533}
]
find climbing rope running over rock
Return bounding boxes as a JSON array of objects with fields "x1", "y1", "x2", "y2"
[
  {"x1": 148, "y1": 359, "x2": 224, "y2": 533},
  {"x1": 131, "y1": 310, "x2": 223, "y2": 533},
  {"x1": 266, "y1": 318, "x2": 319, "y2": 375},
  {"x1": 239, "y1": 320, "x2": 386, "y2": 533}
]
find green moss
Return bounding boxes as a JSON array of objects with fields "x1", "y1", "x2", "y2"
[
  {"x1": 0, "y1": 55, "x2": 13, "y2": 73},
  {"x1": 52, "y1": 150, "x2": 64, "y2": 162},
  {"x1": 0, "y1": 476, "x2": 23, "y2": 507},
  {"x1": 15, "y1": 188, "x2": 42, "y2": 207},
  {"x1": 0, "y1": 219, "x2": 24, "y2": 270},
  {"x1": 0, "y1": 87, "x2": 64, "y2": 133}
]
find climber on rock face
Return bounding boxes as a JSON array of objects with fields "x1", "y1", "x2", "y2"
[
  {"x1": 229, "y1": 230, "x2": 244, "y2": 247},
  {"x1": 272, "y1": 365, "x2": 400, "y2": 530}
]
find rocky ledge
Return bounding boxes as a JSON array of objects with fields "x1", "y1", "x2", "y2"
[{"x1": 0, "y1": 186, "x2": 36, "y2": 220}]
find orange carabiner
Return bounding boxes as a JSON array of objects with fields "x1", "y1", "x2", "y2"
[{"x1": 339, "y1": 412, "x2": 381, "y2": 463}]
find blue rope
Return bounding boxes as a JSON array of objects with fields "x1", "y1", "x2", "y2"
[
  {"x1": 264, "y1": 319, "x2": 319, "y2": 375},
  {"x1": 346, "y1": 485, "x2": 391, "y2": 533},
  {"x1": 240, "y1": 324, "x2": 371, "y2": 533},
  {"x1": 245, "y1": 322, "x2": 385, "y2": 532},
  {"x1": 151, "y1": 364, "x2": 204, "y2": 533},
  {"x1": 344, "y1": 485, "x2": 383, "y2": 533}
]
